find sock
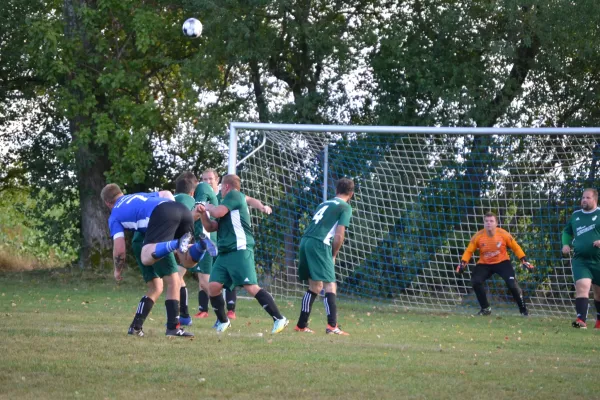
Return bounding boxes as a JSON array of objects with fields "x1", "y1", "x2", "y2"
[
  {"x1": 179, "y1": 287, "x2": 189, "y2": 318},
  {"x1": 324, "y1": 292, "x2": 338, "y2": 327},
  {"x1": 165, "y1": 299, "x2": 180, "y2": 330},
  {"x1": 198, "y1": 290, "x2": 209, "y2": 312},
  {"x1": 472, "y1": 282, "x2": 490, "y2": 309},
  {"x1": 595, "y1": 300, "x2": 600, "y2": 320},
  {"x1": 153, "y1": 239, "x2": 180, "y2": 259},
  {"x1": 226, "y1": 288, "x2": 237, "y2": 311},
  {"x1": 189, "y1": 243, "x2": 206, "y2": 262},
  {"x1": 210, "y1": 294, "x2": 228, "y2": 323},
  {"x1": 297, "y1": 290, "x2": 317, "y2": 329},
  {"x1": 508, "y1": 287, "x2": 526, "y2": 311},
  {"x1": 131, "y1": 296, "x2": 155, "y2": 330},
  {"x1": 255, "y1": 289, "x2": 283, "y2": 320},
  {"x1": 575, "y1": 297, "x2": 589, "y2": 322}
]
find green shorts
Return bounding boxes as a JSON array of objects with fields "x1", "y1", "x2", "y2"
[
  {"x1": 571, "y1": 259, "x2": 600, "y2": 285},
  {"x1": 210, "y1": 249, "x2": 257, "y2": 291},
  {"x1": 187, "y1": 253, "x2": 213, "y2": 275},
  {"x1": 298, "y1": 237, "x2": 335, "y2": 282},
  {"x1": 132, "y1": 234, "x2": 178, "y2": 283}
]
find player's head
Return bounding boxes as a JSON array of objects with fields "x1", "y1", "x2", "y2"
[
  {"x1": 220, "y1": 174, "x2": 241, "y2": 197},
  {"x1": 483, "y1": 212, "x2": 498, "y2": 232},
  {"x1": 202, "y1": 168, "x2": 219, "y2": 191},
  {"x1": 581, "y1": 188, "x2": 598, "y2": 211},
  {"x1": 175, "y1": 177, "x2": 196, "y2": 196},
  {"x1": 101, "y1": 184, "x2": 123, "y2": 209},
  {"x1": 335, "y1": 178, "x2": 355, "y2": 200},
  {"x1": 176, "y1": 171, "x2": 198, "y2": 186}
]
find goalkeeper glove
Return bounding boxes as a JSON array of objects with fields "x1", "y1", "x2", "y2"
[
  {"x1": 456, "y1": 260, "x2": 467, "y2": 274},
  {"x1": 521, "y1": 257, "x2": 534, "y2": 270}
]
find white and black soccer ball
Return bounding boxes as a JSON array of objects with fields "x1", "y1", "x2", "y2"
[{"x1": 182, "y1": 18, "x2": 202, "y2": 38}]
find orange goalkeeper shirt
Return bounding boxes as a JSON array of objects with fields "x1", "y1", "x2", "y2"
[{"x1": 461, "y1": 228, "x2": 526, "y2": 265}]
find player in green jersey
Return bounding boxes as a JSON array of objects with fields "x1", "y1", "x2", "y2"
[
  {"x1": 197, "y1": 174, "x2": 288, "y2": 334},
  {"x1": 196, "y1": 168, "x2": 272, "y2": 322},
  {"x1": 295, "y1": 178, "x2": 354, "y2": 335},
  {"x1": 562, "y1": 188, "x2": 600, "y2": 329}
]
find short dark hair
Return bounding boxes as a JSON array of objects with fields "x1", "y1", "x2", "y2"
[
  {"x1": 335, "y1": 178, "x2": 354, "y2": 195},
  {"x1": 176, "y1": 178, "x2": 196, "y2": 195},
  {"x1": 176, "y1": 171, "x2": 198, "y2": 185},
  {"x1": 584, "y1": 188, "x2": 599, "y2": 201},
  {"x1": 484, "y1": 211, "x2": 497, "y2": 221}
]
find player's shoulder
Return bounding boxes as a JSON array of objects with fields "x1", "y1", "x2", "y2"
[
  {"x1": 572, "y1": 209, "x2": 583, "y2": 216},
  {"x1": 496, "y1": 227, "x2": 514, "y2": 240}
]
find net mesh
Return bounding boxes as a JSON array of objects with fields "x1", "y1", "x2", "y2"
[{"x1": 234, "y1": 128, "x2": 600, "y2": 316}]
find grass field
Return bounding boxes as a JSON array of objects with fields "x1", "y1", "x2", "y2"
[{"x1": 1, "y1": 269, "x2": 599, "y2": 400}]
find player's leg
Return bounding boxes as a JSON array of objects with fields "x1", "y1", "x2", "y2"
[
  {"x1": 141, "y1": 202, "x2": 194, "y2": 266},
  {"x1": 494, "y1": 261, "x2": 527, "y2": 315},
  {"x1": 193, "y1": 252, "x2": 213, "y2": 318},
  {"x1": 177, "y1": 266, "x2": 191, "y2": 325},
  {"x1": 129, "y1": 278, "x2": 163, "y2": 336},
  {"x1": 231, "y1": 250, "x2": 287, "y2": 333},
  {"x1": 323, "y1": 281, "x2": 348, "y2": 335},
  {"x1": 225, "y1": 287, "x2": 237, "y2": 319},
  {"x1": 162, "y1": 272, "x2": 193, "y2": 337},
  {"x1": 571, "y1": 260, "x2": 593, "y2": 328},
  {"x1": 195, "y1": 273, "x2": 211, "y2": 318},
  {"x1": 593, "y1": 283, "x2": 600, "y2": 329},
  {"x1": 295, "y1": 237, "x2": 319, "y2": 332},
  {"x1": 471, "y1": 264, "x2": 493, "y2": 315},
  {"x1": 129, "y1": 233, "x2": 162, "y2": 336},
  {"x1": 208, "y1": 257, "x2": 230, "y2": 332},
  {"x1": 295, "y1": 278, "x2": 321, "y2": 333}
]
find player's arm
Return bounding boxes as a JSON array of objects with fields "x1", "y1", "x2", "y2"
[
  {"x1": 506, "y1": 234, "x2": 533, "y2": 270},
  {"x1": 205, "y1": 203, "x2": 230, "y2": 219},
  {"x1": 113, "y1": 236, "x2": 126, "y2": 282},
  {"x1": 457, "y1": 238, "x2": 477, "y2": 273},
  {"x1": 331, "y1": 225, "x2": 346, "y2": 262},
  {"x1": 246, "y1": 196, "x2": 272, "y2": 214},
  {"x1": 196, "y1": 204, "x2": 219, "y2": 232},
  {"x1": 158, "y1": 190, "x2": 175, "y2": 201},
  {"x1": 562, "y1": 222, "x2": 574, "y2": 254}
]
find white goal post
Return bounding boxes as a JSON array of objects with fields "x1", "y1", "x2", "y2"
[{"x1": 227, "y1": 122, "x2": 600, "y2": 316}]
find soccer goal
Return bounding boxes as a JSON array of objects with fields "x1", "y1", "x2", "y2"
[{"x1": 227, "y1": 122, "x2": 600, "y2": 316}]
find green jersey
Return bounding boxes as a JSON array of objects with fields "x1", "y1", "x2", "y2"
[
  {"x1": 194, "y1": 182, "x2": 218, "y2": 240},
  {"x1": 303, "y1": 197, "x2": 352, "y2": 245},
  {"x1": 174, "y1": 193, "x2": 195, "y2": 211},
  {"x1": 217, "y1": 190, "x2": 255, "y2": 253},
  {"x1": 563, "y1": 207, "x2": 600, "y2": 263}
]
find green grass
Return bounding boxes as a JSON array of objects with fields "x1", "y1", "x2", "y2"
[{"x1": 1, "y1": 269, "x2": 599, "y2": 400}]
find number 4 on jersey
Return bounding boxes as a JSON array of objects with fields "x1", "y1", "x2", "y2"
[{"x1": 312, "y1": 205, "x2": 329, "y2": 224}]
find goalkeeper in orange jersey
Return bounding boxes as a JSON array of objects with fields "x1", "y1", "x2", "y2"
[{"x1": 456, "y1": 212, "x2": 534, "y2": 316}]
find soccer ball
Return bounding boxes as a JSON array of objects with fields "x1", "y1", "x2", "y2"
[{"x1": 182, "y1": 18, "x2": 202, "y2": 38}]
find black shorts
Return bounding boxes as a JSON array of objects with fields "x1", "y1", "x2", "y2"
[
  {"x1": 471, "y1": 260, "x2": 516, "y2": 285},
  {"x1": 143, "y1": 201, "x2": 194, "y2": 245}
]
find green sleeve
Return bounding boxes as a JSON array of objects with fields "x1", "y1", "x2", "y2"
[
  {"x1": 221, "y1": 190, "x2": 242, "y2": 211},
  {"x1": 562, "y1": 218, "x2": 573, "y2": 245},
  {"x1": 194, "y1": 182, "x2": 218, "y2": 206},
  {"x1": 338, "y1": 204, "x2": 352, "y2": 227},
  {"x1": 174, "y1": 193, "x2": 195, "y2": 210}
]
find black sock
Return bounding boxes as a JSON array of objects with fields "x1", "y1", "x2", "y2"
[
  {"x1": 210, "y1": 294, "x2": 228, "y2": 323},
  {"x1": 198, "y1": 290, "x2": 209, "y2": 312},
  {"x1": 255, "y1": 289, "x2": 283, "y2": 320},
  {"x1": 508, "y1": 286, "x2": 525, "y2": 311},
  {"x1": 595, "y1": 300, "x2": 600, "y2": 320},
  {"x1": 575, "y1": 297, "x2": 589, "y2": 322},
  {"x1": 131, "y1": 296, "x2": 154, "y2": 330},
  {"x1": 472, "y1": 282, "x2": 490, "y2": 309},
  {"x1": 324, "y1": 292, "x2": 338, "y2": 327},
  {"x1": 165, "y1": 299, "x2": 180, "y2": 330},
  {"x1": 226, "y1": 288, "x2": 237, "y2": 311},
  {"x1": 180, "y1": 287, "x2": 189, "y2": 318},
  {"x1": 297, "y1": 290, "x2": 317, "y2": 329}
]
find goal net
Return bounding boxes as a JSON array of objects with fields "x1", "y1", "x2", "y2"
[{"x1": 228, "y1": 123, "x2": 600, "y2": 317}]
